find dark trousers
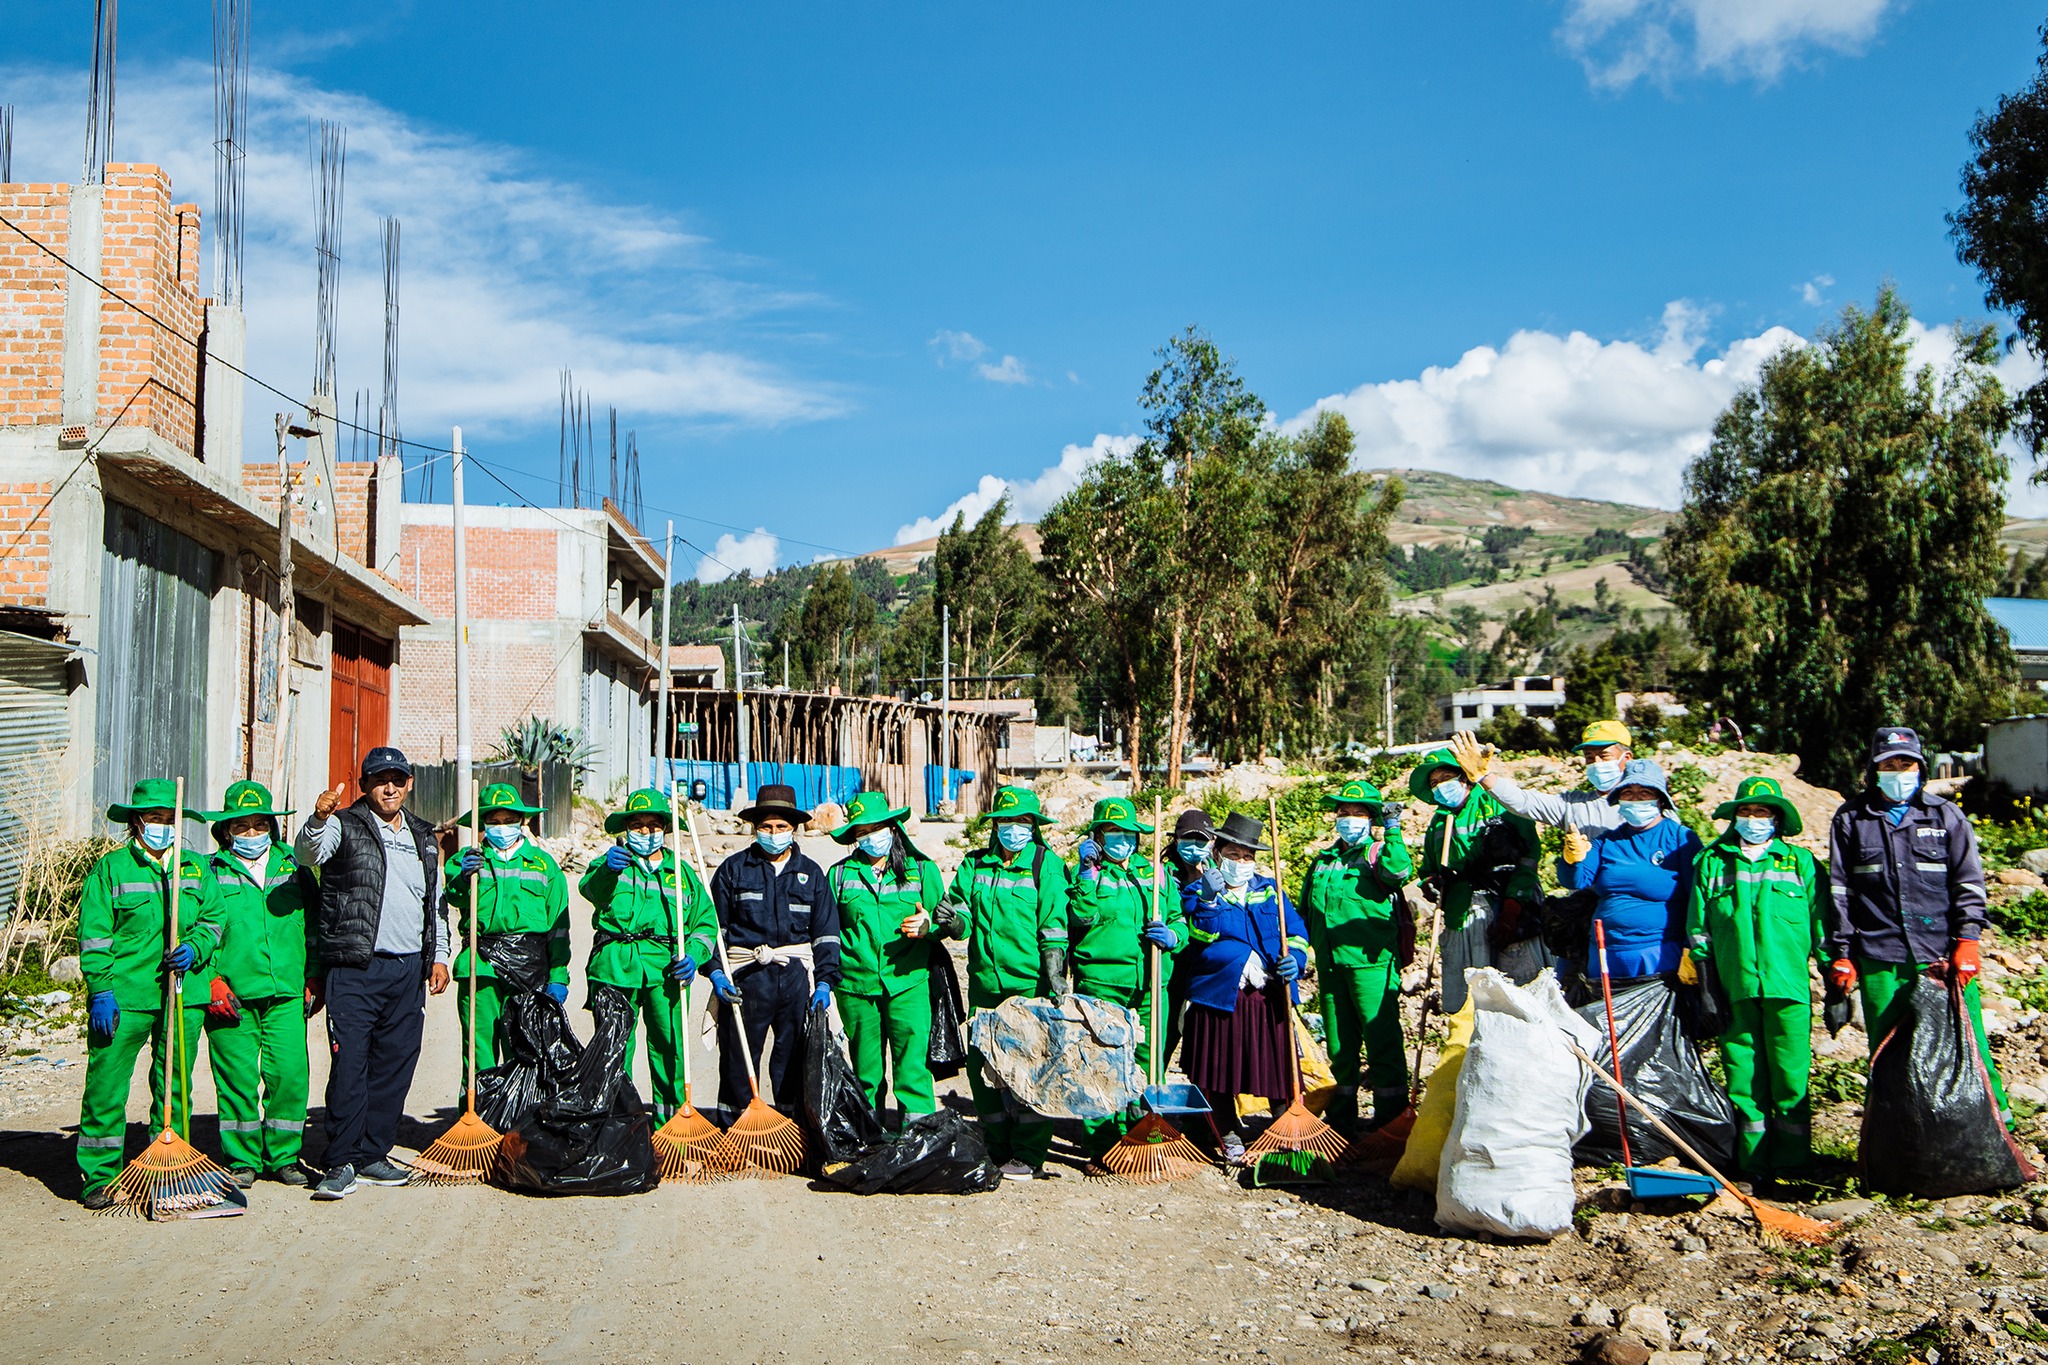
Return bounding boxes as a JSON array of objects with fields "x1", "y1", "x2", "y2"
[
  {"x1": 323, "y1": 952, "x2": 425, "y2": 1169},
  {"x1": 717, "y1": 959, "x2": 809, "y2": 1115}
]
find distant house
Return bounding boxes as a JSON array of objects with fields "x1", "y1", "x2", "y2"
[
  {"x1": 1435, "y1": 675, "x2": 1566, "y2": 738},
  {"x1": 669, "y1": 644, "x2": 726, "y2": 690},
  {"x1": 1987, "y1": 597, "x2": 2048, "y2": 685}
]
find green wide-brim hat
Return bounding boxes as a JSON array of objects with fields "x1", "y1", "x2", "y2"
[
  {"x1": 457, "y1": 781, "x2": 545, "y2": 828},
  {"x1": 1087, "y1": 796, "x2": 1153, "y2": 834},
  {"x1": 202, "y1": 779, "x2": 292, "y2": 825},
  {"x1": 1407, "y1": 749, "x2": 1463, "y2": 802},
  {"x1": 107, "y1": 777, "x2": 188, "y2": 824},
  {"x1": 987, "y1": 784, "x2": 1054, "y2": 826},
  {"x1": 604, "y1": 786, "x2": 676, "y2": 834},
  {"x1": 831, "y1": 790, "x2": 912, "y2": 843},
  {"x1": 1711, "y1": 775, "x2": 1803, "y2": 837},
  {"x1": 1320, "y1": 778, "x2": 1385, "y2": 811}
]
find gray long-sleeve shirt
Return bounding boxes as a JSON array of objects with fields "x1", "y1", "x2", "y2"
[
  {"x1": 1480, "y1": 771, "x2": 1624, "y2": 833},
  {"x1": 295, "y1": 812, "x2": 450, "y2": 963}
]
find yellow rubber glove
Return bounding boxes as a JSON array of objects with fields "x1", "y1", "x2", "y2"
[
  {"x1": 1677, "y1": 951, "x2": 1700, "y2": 987},
  {"x1": 1561, "y1": 828, "x2": 1592, "y2": 864},
  {"x1": 1448, "y1": 730, "x2": 1492, "y2": 783}
]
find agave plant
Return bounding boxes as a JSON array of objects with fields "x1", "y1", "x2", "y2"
[{"x1": 491, "y1": 716, "x2": 595, "y2": 775}]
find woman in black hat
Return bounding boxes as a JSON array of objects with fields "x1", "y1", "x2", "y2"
[{"x1": 1160, "y1": 809, "x2": 1219, "y2": 1070}]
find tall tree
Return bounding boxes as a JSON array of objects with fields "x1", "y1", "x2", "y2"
[
  {"x1": 933, "y1": 496, "x2": 1042, "y2": 697},
  {"x1": 774, "y1": 563, "x2": 880, "y2": 692},
  {"x1": 1664, "y1": 288, "x2": 2017, "y2": 791}
]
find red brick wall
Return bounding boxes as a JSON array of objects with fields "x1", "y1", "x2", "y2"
[
  {"x1": 0, "y1": 185, "x2": 71, "y2": 427},
  {"x1": 0, "y1": 482, "x2": 53, "y2": 607},
  {"x1": 392, "y1": 635, "x2": 577, "y2": 760},
  {"x1": 97, "y1": 166, "x2": 207, "y2": 455},
  {"x1": 397, "y1": 521, "x2": 560, "y2": 620},
  {"x1": 242, "y1": 460, "x2": 383, "y2": 575}
]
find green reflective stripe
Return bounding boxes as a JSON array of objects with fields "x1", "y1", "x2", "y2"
[
  {"x1": 1286, "y1": 936, "x2": 1312, "y2": 954},
  {"x1": 1188, "y1": 926, "x2": 1220, "y2": 944},
  {"x1": 77, "y1": 1135, "x2": 124, "y2": 1148},
  {"x1": 80, "y1": 937, "x2": 114, "y2": 951}
]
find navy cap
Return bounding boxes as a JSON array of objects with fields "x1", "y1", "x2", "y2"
[
  {"x1": 360, "y1": 746, "x2": 414, "y2": 781},
  {"x1": 1870, "y1": 726, "x2": 1924, "y2": 767}
]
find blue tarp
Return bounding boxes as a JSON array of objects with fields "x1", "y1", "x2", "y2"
[
  {"x1": 925, "y1": 765, "x2": 975, "y2": 810},
  {"x1": 652, "y1": 760, "x2": 865, "y2": 813}
]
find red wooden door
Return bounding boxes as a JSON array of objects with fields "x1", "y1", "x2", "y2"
[{"x1": 329, "y1": 621, "x2": 394, "y2": 802}]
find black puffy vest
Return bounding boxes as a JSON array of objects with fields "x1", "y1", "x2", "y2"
[{"x1": 314, "y1": 800, "x2": 441, "y2": 975}]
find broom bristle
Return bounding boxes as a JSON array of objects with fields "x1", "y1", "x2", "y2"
[
  {"x1": 1098, "y1": 1114, "x2": 1211, "y2": 1184},
  {"x1": 712, "y1": 1097, "x2": 805, "y2": 1177},
  {"x1": 411, "y1": 1108, "x2": 504, "y2": 1184},
  {"x1": 1343, "y1": 1107, "x2": 1415, "y2": 1171},
  {"x1": 1244, "y1": 1098, "x2": 1352, "y2": 1163},
  {"x1": 106, "y1": 1129, "x2": 239, "y2": 1219},
  {"x1": 1747, "y1": 1196, "x2": 1834, "y2": 1246},
  {"x1": 652, "y1": 1107, "x2": 741, "y2": 1184}
]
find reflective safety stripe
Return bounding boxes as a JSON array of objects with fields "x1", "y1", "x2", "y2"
[
  {"x1": 1914, "y1": 862, "x2": 1947, "y2": 872},
  {"x1": 812, "y1": 934, "x2": 842, "y2": 947},
  {"x1": 1739, "y1": 1120, "x2": 1767, "y2": 1134},
  {"x1": 263, "y1": 1119, "x2": 304, "y2": 1131},
  {"x1": 80, "y1": 937, "x2": 114, "y2": 952},
  {"x1": 1286, "y1": 936, "x2": 1313, "y2": 954},
  {"x1": 219, "y1": 1120, "x2": 263, "y2": 1132},
  {"x1": 1039, "y1": 927, "x2": 1069, "y2": 942},
  {"x1": 110, "y1": 880, "x2": 163, "y2": 897},
  {"x1": 77, "y1": 1135, "x2": 124, "y2": 1148}
]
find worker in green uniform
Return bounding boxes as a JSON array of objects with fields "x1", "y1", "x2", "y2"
[
  {"x1": 943, "y1": 784, "x2": 1070, "y2": 1180},
  {"x1": 76, "y1": 778, "x2": 225, "y2": 1208},
  {"x1": 828, "y1": 791, "x2": 948, "y2": 1118},
  {"x1": 1068, "y1": 796, "x2": 1186, "y2": 1163},
  {"x1": 1684, "y1": 776, "x2": 1822, "y2": 1178},
  {"x1": 1299, "y1": 778, "x2": 1415, "y2": 1136},
  {"x1": 580, "y1": 787, "x2": 716, "y2": 1120},
  {"x1": 1410, "y1": 749, "x2": 1541, "y2": 1014},
  {"x1": 200, "y1": 779, "x2": 318, "y2": 1187},
  {"x1": 445, "y1": 783, "x2": 569, "y2": 1089}
]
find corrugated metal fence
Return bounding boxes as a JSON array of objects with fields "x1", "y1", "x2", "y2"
[
  {"x1": 0, "y1": 634, "x2": 72, "y2": 918},
  {"x1": 94, "y1": 501, "x2": 215, "y2": 815},
  {"x1": 410, "y1": 759, "x2": 575, "y2": 837}
]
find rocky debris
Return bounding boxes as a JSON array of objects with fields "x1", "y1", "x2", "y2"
[
  {"x1": 1583, "y1": 1334, "x2": 1652, "y2": 1365},
  {"x1": 2025, "y1": 847, "x2": 2048, "y2": 877},
  {"x1": 2001, "y1": 868, "x2": 2047, "y2": 888},
  {"x1": 46, "y1": 957, "x2": 81, "y2": 983}
]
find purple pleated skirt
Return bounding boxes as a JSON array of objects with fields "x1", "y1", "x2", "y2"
[{"x1": 1182, "y1": 985, "x2": 1293, "y2": 1099}]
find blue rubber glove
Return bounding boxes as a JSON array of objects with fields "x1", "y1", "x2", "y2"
[
  {"x1": 709, "y1": 969, "x2": 742, "y2": 1004},
  {"x1": 545, "y1": 982, "x2": 568, "y2": 1004},
  {"x1": 602, "y1": 844, "x2": 632, "y2": 873},
  {"x1": 668, "y1": 955, "x2": 698, "y2": 984},
  {"x1": 461, "y1": 848, "x2": 483, "y2": 878},
  {"x1": 1141, "y1": 921, "x2": 1176, "y2": 950},
  {"x1": 162, "y1": 943, "x2": 197, "y2": 973},
  {"x1": 811, "y1": 981, "x2": 833, "y2": 1010},
  {"x1": 1277, "y1": 953, "x2": 1302, "y2": 983},
  {"x1": 1076, "y1": 837, "x2": 1101, "y2": 881},
  {"x1": 88, "y1": 991, "x2": 118, "y2": 1041}
]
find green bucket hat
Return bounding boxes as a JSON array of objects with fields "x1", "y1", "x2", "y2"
[
  {"x1": 204, "y1": 779, "x2": 292, "y2": 825},
  {"x1": 1320, "y1": 778, "x2": 1385, "y2": 811},
  {"x1": 604, "y1": 786, "x2": 675, "y2": 835},
  {"x1": 1087, "y1": 796, "x2": 1153, "y2": 834},
  {"x1": 107, "y1": 777, "x2": 187, "y2": 824},
  {"x1": 987, "y1": 784, "x2": 1054, "y2": 826},
  {"x1": 1407, "y1": 749, "x2": 1465, "y2": 803},
  {"x1": 830, "y1": 790, "x2": 912, "y2": 843},
  {"x1": 457, "y1": 781, "x2": 545, "y2": 828},
  {"x1": 1711, "y1": 775, "x2": 1803, "y2": 837}
]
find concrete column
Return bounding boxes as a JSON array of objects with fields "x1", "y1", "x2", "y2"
[
  {"x1": 59, "y1": 185, "x2": 104, "y2": 433},
  {"x1": 201, "y1": 304, "x2": 246, "y2": 476},
  {"x1": 371, "y1": 454, "x2": 403, "y2": 578}
]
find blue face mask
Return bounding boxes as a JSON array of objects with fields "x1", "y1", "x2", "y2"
[
  {"x1": 1585, "y1": 759, "x2": 1624, "y2": 793},
  {"x1": 1733, "y1": 815, "x2": 1776, "y2": 846},
  {"x1": 140, "y1": 823, "x2": 176, "y2": 852},
  {"x1": 625, "y1": 830, "x2": 663, "y2": 858},
  {"x1": 1101, "y1": 832, "x2": 1137, "y2": 862},
  {"x1": 231, "y1": 833, "x2": 271, "y2": 860},
  {"x1": 1877, "y1": 769, "x2": 1920, "y2": 803},
  {"x1": 1617, "y1": 800, "x2": 1662, "y2": 828},
  {"x1": 995, "y1": 822, "x2": 1033, "y2": 853},
  {"x1": 857, "y1": 829, "x2": 895, "y2": 858},
  {"x1": 755, "y1": 828, "x2": 795, "y2": 856},
  {"x1": 1431, "y1": 779, "x2": 1468, "y2": 810},
  {"x1": 485, "y1": 824, "x2": 524, "y2": 850},
  {"x1": 1333, "y1": 815, "x2": 1372, "y2": 845},
  {"x1": 1176, "y1": 839, "x2": 1210, "y2": 866}
]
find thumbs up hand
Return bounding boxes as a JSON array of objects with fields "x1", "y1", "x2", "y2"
[{"x1": 313, "y1": 784, "x2": 346, "y2": 820}]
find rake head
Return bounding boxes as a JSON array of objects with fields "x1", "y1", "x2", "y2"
[
  {"x1": 1097, "y1": 1114, "x2": 1211, "y2": 1184},
  {"x1": 1342, "y1": 1107, "x2": 1415, "y2": 1173},
  {"x1": 1244, "y1": 1097, "x2": 1352, "y2": 1164},
  {"x1": 107, "y1": 1129, "x2": 245, "y2": 1220},
  {"x1": 411, "y1": 1107, "x2": 504, "y2": 1185},
  {"x1": 712, "y1": 1097, "x2": 806, "y2": 1177},
  {"x1": 652, "y1": 1106, "x2": 741, "y2": 1184}
]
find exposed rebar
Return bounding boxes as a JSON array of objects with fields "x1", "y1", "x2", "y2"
[
  {"x1": 310, "y1": 119, "x2": 346, "y2": 397},
  {"x1": 211, "y1": 0, "x2": 249, "y2": 304},
  {"x1": 84, "y1": 0, "x2": 117, "y2": 186},
  {"x1": 380, "y1": 216, "x2": 405, "y2": 483}
]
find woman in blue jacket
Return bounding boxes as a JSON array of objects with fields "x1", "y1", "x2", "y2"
[
  {"x1": 1560, "y1": 759, "x2": 1701, "y2": 981},
  {"x1": 1179, "y1": 812, "x2": 1312, "y2": 1164}
]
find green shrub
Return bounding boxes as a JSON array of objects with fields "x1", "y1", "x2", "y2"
[{"x1": 1994, "y1": 891, "x2": 2048, "y2": 939}]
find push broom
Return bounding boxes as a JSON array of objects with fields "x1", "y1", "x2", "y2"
[
  {"x1": 1244, "y1": 795, "x2": 1350, "y2": 1166},
  {"x1": 108, "y1": 777, "x2": 244, "y2": 1219},
  {"x1": 650, "y1": 788, "x2": 739, "y2": 1183},
  {"x1": 414, "y1": 782, "x2": 504, "y2": 1183},
  {"x1": 686, "y1": 806, "x2": 805, "y2": 1177},
  {"x1": 1100, "y1": 799, "x2": 1209, "y2": 1183}
]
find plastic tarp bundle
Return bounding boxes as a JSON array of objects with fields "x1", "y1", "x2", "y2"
[
  {"x1": 1572, "y1": 976, "x2": 1737, "y2": 1173},
  {"x1": 1390, "y1": 998, "x2": 1476, "y2": 1192},
  {"x1": 801, "y1": 1004, "x2": 885, "y2": 1169},
  {"x1": 1861, "y1": 976, "x2": 2038, "y2": 1198},
  {"x1": 1436, "y1": 969, "x2": 1598, "y2": 1241},
  {"x1": 822, "y1": 1109, "x2": 1004, "y2": 1195},
  {"x1": 966, "y1": 994, "x2": 1143, "y2": 1121},
  {"x1": 472, "y1": 935, "x2": 659, "y2": 1196}
]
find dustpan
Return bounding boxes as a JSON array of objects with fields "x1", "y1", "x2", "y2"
[
  {"x1": 1142, "y1": 1081, "x2": 1211, "y2": 1118},
  {"x1": 1626, "y1": 1165, "x2": 1720, "y2": 1199}
]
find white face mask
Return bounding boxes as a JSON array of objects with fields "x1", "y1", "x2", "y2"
[
  {"x1": 485, "y1": 824, "x2": 524, "y2": 851},
  {"x1": 856, "y1": 829, "x2": 895, "y2": 859},
  {"x1": 995, "y1": 822, "x2": 1033, "y2": 853},
  {"x1": 1333, "y1": 816, "x2": 1372, "y2": 845},
  {"x1": 231, "y1": 833, "x2": 271, "y2": 860},
  {"x1": 625, "y1": 830, "x2": 663, "y2": 858},
  {"x1": 755, "y1": 829, "x2": 795, "y2": 856},
  {"x1": 1733, "y1": 815, "x2": 1776, "y2": 846},
  {"x1": 1876, "y1": 769, "x2": 1920, "y2": 803},
  {"x1": 1431, "y1": 779, "x2": 1468, "y2": 810},
  {"x1": 1585, "y1": 759, "x2": 1624, "y2": 792},
  {"x1": 1617, "y1": 800, "x2": 1662, "y2": 828},
  {"x1": 1218, "y1": 857, "x2": 1255, "y2": 888}
]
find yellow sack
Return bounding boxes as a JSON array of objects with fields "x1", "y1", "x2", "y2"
[
  {"x1": 1389, "y1": 998, "x2": 1478, "y2": 1192},
  {"x1": 1236, "y1": 1010, "x2": 1339, "y2": 1121}
]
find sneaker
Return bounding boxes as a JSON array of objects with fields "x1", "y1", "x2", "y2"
[
  {"x1": 312, "y1": 1165, "x2": 357, "y2": 1200},
  {"x1": 357, "y1": 1158, "x2": 412, "y2": 1186},
  {"x1": 999, "y1": 1160, "x2": 1034, "y2": 1182},
  {"x1": 80, "y1": 1184, "x2": 116, "y2": 1210},
  {"x1": 272, "y1": 1164, "x2": 312, "y2": 1187},
  {"x1": 229, "y1": 1168, "x2": 258, "y2": 1189}
]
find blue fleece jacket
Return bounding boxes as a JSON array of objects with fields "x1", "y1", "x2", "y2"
[{"x1": 1562, "y1": 814, "x2": 1701, "y2": 978}]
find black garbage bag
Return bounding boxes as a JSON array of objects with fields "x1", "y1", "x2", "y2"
[
  {"x1": 1861, "y1": 976, "x2": 2036, "y2": 1198},
  {"x1": 1689, "y1": 955, "x2": 1732, "y2": 1040},
  {"x1": 1573, "y1": 975, "x2": 1738, "y2": 1172},
  {"x1": 822, "y1": 1109, "x2": 1003, "y2": 1195},
  {"x1": 472, "y1": 934, "x2": 572, "y2": 1134},
  {"x1": 1540, "y1": 890, "x2": 1595, "y2": 966},
  {"x1": 801, "y1": 1005, "x2": 884, "y2": 1168},
  {"x1": 928, "y1": 946, "x2": 968, "y2": 1081}
]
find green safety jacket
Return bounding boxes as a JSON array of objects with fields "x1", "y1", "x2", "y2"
[
  {"x1": 829, "y1": 852, "x2": 944, "y2": 998},
  {"x1": 1067, "y1": 854, "x2": 1186, "y2": 995},
  {"x1": 1685, "y1": 835, "x2": 1823, "y2": 1002},
  {"x1": 78, "y1": 842, "x2": 224, "y2": 1010},
  {"x1": 208, "y1": 842, "x2": 318, "y2": 1001},
  {"x1": 1300, "y1": 828, "x2": 1414, "y2": 969},
  {"x1": 946, "y1": 841, "x2": 1070, "y2": 1001},
  {"x1": 444, "y1": 840, "x2": 571, "y2": 985},
  {"x1": 580, "y1": 848, "x2": 715, "y2": 989},
  {"x1": 1419, "y1": 788, "x2": 1540, "y2": 929}
]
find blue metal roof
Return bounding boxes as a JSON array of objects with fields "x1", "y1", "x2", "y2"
[{"x1": 1987, "y1": 597, "x2": 2048, "y2": 653}]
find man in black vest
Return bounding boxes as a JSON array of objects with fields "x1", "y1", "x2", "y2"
[{"x1": 294, "y1": 746, "x2": 450, "y2": 1199}]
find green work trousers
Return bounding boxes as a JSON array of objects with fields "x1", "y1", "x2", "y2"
[
  {"x1": 1857, "y1": 957, "x2": 2010, "y2": 1121},
  {"x1": 1074, "y1": 974, "x2": 1149, "y2": 1159},
  {"x1": 1722, "y1": 996, "x2": 1811, "y2": 1175},
  {"x1": 966, "y1": 984, "x2": 1053, "y2": 1169},
  {"x1": 455, "y1": 978, "x2": 514, "y2": 1093},
  {"x1": 205, "y1": 996, "x2": 309, "y2": 1174},
  {"x1": 837, "y1": 985, "x2": 935, "y2": 1117},
  {"x1": 77, "y1": 1004, "x2": 205, "y2": 1192},
  {"x1": 610, "y1": 980, "x2": 687, "y2": 1121},
  {"x1": 1319, "y1": 957, "x2": 1408, "y2": 1133}
]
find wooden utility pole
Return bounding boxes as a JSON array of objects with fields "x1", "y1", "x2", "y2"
[
  {"x1": 452, "y1": 425, "x2": 471, "y2": 832},
  {"x1": 268, "y1": 412, "x2": 295, "y2": 802}
]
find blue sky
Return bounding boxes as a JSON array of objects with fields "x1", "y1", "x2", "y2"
[{"x1": 5, "y1": 2, "x2": 2043, "y2": 577}]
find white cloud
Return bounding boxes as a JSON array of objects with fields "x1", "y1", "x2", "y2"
[
  {"x1": 696, "y1": 529, "x2": 780, "y2": 583},
  {"x1": 930, "y1": 330, "x2": 989, "y2": 365},
  {"x1": 976, "y1": 354, "x2": 1031, "y2": 385},
  {"x1": 893, "y1": 433, "x2": 1136, "y2": 544},
  {"x1": 1560, "y1": 0, "x2": 1896, "y2": 89},
  {"x1": 1800, "y1": 273, "x2": 1835, "y2": 306}
]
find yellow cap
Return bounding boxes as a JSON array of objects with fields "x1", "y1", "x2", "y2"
[{"x1": 1575, "y1": 719, "x2": 1634, "y2": 750}]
